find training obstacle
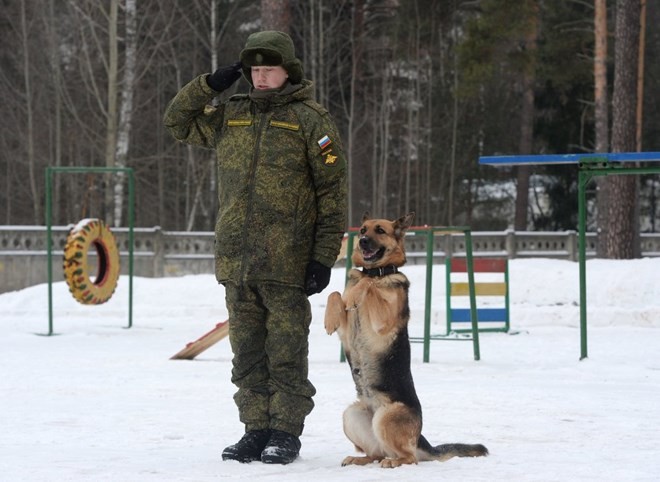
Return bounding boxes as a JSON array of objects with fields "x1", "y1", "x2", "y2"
[
  {"x1": 446, "y1": 257, "x2": 510, "y2": 334},
  {"x1": 45, "y1": 166, "x2": 136, "y2": 335},
  {"x1": 170, "y1": 320, "x2": 229, "y2": 360},
  {"x1": 480, "y1": 151, "x2": 660, "y2": 359}
]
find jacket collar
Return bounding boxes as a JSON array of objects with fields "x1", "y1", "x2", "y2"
[{"x1": 249, "y1": 79, "x2": 312, "y2": 108}]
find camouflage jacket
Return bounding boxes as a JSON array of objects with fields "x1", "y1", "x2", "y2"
[{"x1": 163, "y1": 75, "x2": 347, "y2": 286}]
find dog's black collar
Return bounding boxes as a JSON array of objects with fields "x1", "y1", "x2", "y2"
[{"x1": 362, "y1": 266, "x2": 399, "y2": 277}]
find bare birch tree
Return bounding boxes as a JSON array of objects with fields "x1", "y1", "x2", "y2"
[
  {"x1": 113, "y1": 0, "x2": 137, "y2": 227},
  {"x1": 47, "y1": 0, "x2": 64, "y2": 220},
  {"x1": 343, "y1": 0, "x2": 367, "y2": 225},
  {"x1": 448, "y1": 21, "x2": 459, "y2": 225},
  {"x1": 104, "y1": 0, "x2": 119, "y2": 225},
  {"x1": 19, "y1": 0, "x2": 41, "y2": 224}
]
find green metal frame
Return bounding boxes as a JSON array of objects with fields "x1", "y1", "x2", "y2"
[
  {"x1": 480, "y1": 152, "x2": 660, "y2": 360},
  {"x1": 341, "y1": 226, "x2": 481, "y2": 363},
  {"x1": 445, "y1": 257, "x2": 510, "y2": 334},
  {"x1": 576, "y1": 157, "x2": 660, "y2": 359},
  {"x1": 45, "y1": 166, "x2": 135, "y2": 335}
]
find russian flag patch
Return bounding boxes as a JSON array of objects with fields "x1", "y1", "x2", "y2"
[{"x1": 317, "y1": 135, "x2": 331, "y2": 150}]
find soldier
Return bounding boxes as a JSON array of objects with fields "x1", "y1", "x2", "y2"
[{"x1": 163, "y1": 31, "x2": 347, "y2": 465}]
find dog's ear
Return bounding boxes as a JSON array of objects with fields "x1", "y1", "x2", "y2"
[
  {"x1": 394, "y1": 212, "x2": 415, "y2": 237},
  {"x1": 361, "y1": 211, "x2": 371, "y2": 223},
  {"x1": 398, "y1": 212, "x2": 415, "y2": 229}
]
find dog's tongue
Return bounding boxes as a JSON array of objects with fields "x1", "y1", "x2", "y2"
[{"x1": 363, "y1": 249, "x2": 378, "y2": 260}]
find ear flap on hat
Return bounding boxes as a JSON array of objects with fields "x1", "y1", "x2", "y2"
[{"x1": 283, "y1": 59, "x2": 304, "y2": 84}]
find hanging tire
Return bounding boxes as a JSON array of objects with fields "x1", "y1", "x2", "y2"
[{"x1": 63, "y1": 218, "x2": 120, "y2": 305}]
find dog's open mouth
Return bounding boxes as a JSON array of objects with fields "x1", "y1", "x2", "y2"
[{"x1": 360, "y1": 247, "x2": 385, "y2": 262}]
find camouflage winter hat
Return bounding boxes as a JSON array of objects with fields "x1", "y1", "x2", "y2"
[{"x1": 240, "y1": 31, "x2": 304, "y2": 84}]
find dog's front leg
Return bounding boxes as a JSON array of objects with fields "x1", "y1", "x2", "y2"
[{"x1": 324, "y1": 291, "x2": 346, "y2": 335}]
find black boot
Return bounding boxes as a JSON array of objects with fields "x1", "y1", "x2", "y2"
[
  {"x1": 222, "y1": 429, "x2": 271, "y2": 463},
  {"x1": 260, "y1": 429, "x2": 301, "y2": 465}
]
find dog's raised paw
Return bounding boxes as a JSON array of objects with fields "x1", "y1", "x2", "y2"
[{"x1": 324, "y1": 291, "x2": 346, "y2": 334}]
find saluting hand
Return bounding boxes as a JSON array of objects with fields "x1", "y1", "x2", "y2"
[{"x1": 206, "y1": 61, "x2": 243, "y2": 92}]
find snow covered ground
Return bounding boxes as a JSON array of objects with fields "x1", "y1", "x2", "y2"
[{"x1": 1, "y1": 258, "x2": 659, "y2": 481}]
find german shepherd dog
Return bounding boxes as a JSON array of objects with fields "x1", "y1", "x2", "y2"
[{"x1": 324, "y1": 212, "x2": 488, "y2": 468}]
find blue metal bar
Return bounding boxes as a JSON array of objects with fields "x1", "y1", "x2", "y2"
[
  {"x1": 480, "y1": 151, "x2": 660, "y2": 166},
  {"x1": 451, "y1": 308, "x2": 508, "y2": 322}
]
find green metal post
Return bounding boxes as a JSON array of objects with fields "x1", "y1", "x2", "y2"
[
  {"x1": 44, "y1": 166, "x2": 135, "y2": 335},
  {"x1": 345, "y1": 231, "x2": 355, "y2": 281},
  {"x1": 46, "y1": 167, "x2": 54, "y2": 336},
  {"x1": 504, "y1": 260, "x2": 510, "y2": 332},
  {"x1": 464, "y1": 230, "x2": 481, "y2": 361},
  {"x1": 422, "y1": 228, "x2": 434, "y2": 362},
  {"x1": 578, "y1": 170, "x2": 589, "y2": 360},
  {"x1": 576, "y1": 163, "x2": 660, "y2": 359},
  {"x1": 127, "y1": 171, "x2": 135, "y2": 329},
  {"x1": 339, "y1": 231, "x2": 357, "y2": 362},
  {"x1": 445, "y1": 257, "x2": 452, "y2": 335}
]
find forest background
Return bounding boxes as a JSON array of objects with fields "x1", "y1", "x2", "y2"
[{"x1": 1, "y1": 0, "x2": 658, "y2": 258}]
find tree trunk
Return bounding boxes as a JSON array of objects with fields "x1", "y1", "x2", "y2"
[
  {"x1": 636, "y1": 0, "x2": 646, "y2": 151},
  {"x1": 379, "y1": 72, "x2": 392, "y2": 216},
  {"x1": 20, "y1": 0, "x2": 40, "y2": 224},
  {"x1": 104, "y1": 0, "x2": 119, "y2": 225},
  {"x1": 113, "y1": 0, "x2": 137, "y2": 228},
  {"x1": 594, "y1": 0, "x2": 609, "y2": 256},
  {"x1": 346, "y1": 0, "x2": 364, "y2": 226},
  {"x1": 186, "y1": 0, "x2": 216, "y2": 231},
  {"x1": 261, "y1": 0, "x2": 291, "y2": 32},
  {"x1": 514, "y1": 0, "x2": 539, "y2": 231},
  {"x1": 406, "y1": 0, "x2": 422, "y2": 218},
  {"x1": 47, "y1": 0, "x2": 63, "y2": 223},
  {"x1": 604, "y1": 0, "x2": 641, "y2": 259},
  {"x1": 448, "y1": 44, "x2": 459, "y2": 225}
]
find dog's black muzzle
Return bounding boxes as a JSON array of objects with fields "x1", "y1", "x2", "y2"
[{"x1": 358, "y1": 236, "x2": 384, "y2": 262}]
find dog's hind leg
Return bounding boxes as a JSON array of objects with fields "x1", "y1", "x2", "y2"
[
  {"x1": 373, "y1": 402, "x2": 421, "y2": 468},
  {"x1": 324, "y1": 291, "x2": 346, "y2": 335},
  {"x1": 341, "y1": 401, "x2": 385, "y2": 466}
]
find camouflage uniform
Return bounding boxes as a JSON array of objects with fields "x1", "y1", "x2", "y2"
[{"x1": 163, "y1": 34, "x2": 347, "y2": 437}]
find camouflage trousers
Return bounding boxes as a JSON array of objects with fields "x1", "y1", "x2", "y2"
[{"x1": 224, "y1": 282, "x2": 316, "y2": 437}]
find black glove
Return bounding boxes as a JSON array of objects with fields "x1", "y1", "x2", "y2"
[
  {"x1": 206, "y1": 61, "x2": 242, "y2": 92},
  {"x1": 304, "y1": 260, "x2": 331, "y2": 296}
]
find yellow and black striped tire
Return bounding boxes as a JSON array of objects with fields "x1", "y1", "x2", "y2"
[{"x1": 62, "y1": 219, "x2": 120, "y2": 305}]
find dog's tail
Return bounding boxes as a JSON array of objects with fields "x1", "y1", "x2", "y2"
[{"x1": 417, "y1": 435, "x2": 488, "y2": 462}]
